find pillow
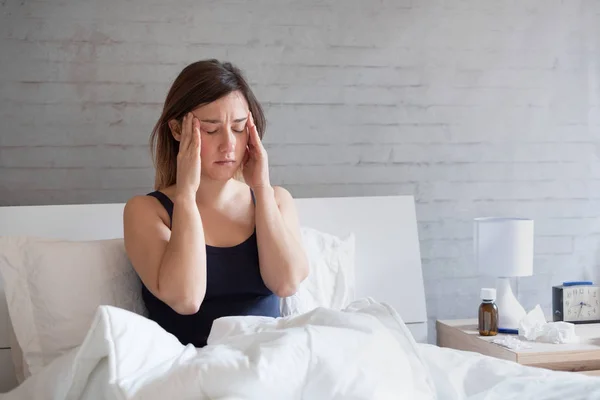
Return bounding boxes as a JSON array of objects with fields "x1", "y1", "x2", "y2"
[
  {"x1": 280, "y1": 227, "x2": 356, "y2": 317},
  {"x1": 0, "y1": 229, "x2": 354, "y2": 377},
  {"x1": 0, "y1": 236, "x2": 146, "y2": 377}
]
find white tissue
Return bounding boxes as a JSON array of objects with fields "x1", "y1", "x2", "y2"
[
  {"x1": 492, "y1": 336, "x2": 532, "y2": 350},
  {"x1": 518, "y1": 304, "x2": 579, "y2": 344}
]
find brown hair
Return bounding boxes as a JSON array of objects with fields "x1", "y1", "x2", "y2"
[{"x1": 149, "y1": 59, "x2": 266, "y2": 190}]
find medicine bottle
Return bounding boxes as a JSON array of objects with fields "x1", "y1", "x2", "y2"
[{"x1": 478, "y1": 288, "x2": 498, "y2": 336}]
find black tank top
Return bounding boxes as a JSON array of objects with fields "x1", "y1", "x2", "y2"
[{"x1": 142, "y1": 190, "x2": 281, "y2": 347}]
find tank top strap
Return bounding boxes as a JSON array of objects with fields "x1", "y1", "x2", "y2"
[{"x1": 146, "y1": 191, "x2": 174, "y2": 228}]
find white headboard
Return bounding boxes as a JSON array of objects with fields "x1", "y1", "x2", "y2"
[
  {"x1": 294, "y1": 195, "x2": 427, "y2": 329},
  {"x1": 0, "y1": 195, "x2": 427, "y2": 390}
]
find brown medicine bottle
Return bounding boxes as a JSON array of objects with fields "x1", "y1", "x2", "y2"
[{"x1": 478, "y1": 288, "x2": 498, "y2": 336}]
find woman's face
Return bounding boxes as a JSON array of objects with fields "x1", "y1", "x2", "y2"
[{"x1": 189, "y1": 91, "x2": 250, "y2": 181}]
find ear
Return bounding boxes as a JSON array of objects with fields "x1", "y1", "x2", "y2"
[{"x1": 168, "y1": 119, "x2": 182, "y2": 141}]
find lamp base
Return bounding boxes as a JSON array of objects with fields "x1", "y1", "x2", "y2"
[{"x1": 496, "y1": 277, "x2": 526, "y2": 332}]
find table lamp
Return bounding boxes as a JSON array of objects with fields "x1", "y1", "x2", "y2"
[{"x1": 474, "y1": 217, "x2": 534, "y2": 334}]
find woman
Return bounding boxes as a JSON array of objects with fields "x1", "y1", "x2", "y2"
[{"x1": 123, "y1": 59, "x2": 309, "y2": 348}]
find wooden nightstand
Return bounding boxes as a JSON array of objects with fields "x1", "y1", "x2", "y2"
[{"x1": 437, "y1": 319, "x2": 600, "y2": 376}]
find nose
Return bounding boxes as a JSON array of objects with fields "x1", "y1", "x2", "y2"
[{"x1": 218, "y1": 127, "x2": 236, "y2": 153}]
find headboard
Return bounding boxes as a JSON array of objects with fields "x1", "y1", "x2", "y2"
[{"x1": 0, "y1": 195, "x2": 427, "y2": 391}]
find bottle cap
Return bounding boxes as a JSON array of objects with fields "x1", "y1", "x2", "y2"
[{"x1": 481, "y1": 288, "x2": 496, "y2": 301}]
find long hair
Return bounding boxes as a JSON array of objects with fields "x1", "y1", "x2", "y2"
[{"x1": 149, "y1": 59, "x2": 266, "y2": 190}]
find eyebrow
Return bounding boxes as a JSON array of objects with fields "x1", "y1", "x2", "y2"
[{"x1": 200, "y1": 117, "x2": 248, "y2": 124}]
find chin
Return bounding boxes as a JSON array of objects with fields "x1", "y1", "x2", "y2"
[
  {"x1": 202, "y1": 172, "x2": 235, "y2": 181},
  {"x1": 202, "y1": 158, "x2": 243, "y2": 180},
  {"x1": 202, "y1": 166, "x2": 240, "y2": 181}
]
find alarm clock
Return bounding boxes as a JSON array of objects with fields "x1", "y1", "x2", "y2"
[{"x1": 552, "y1": 281, "x2": 600, "y2": 324}]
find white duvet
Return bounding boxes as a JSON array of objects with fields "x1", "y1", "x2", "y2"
[{"x1": 3, "y1": 298, "x2": 600, "y2": 400}]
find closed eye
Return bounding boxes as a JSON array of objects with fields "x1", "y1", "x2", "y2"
[
  {"x1": 205, "y1": 128, "x2": 243, "y2": 134},
  {"x1": 232, "y1": 123, "x2": 246, "y2": 133},
  {"x1": 202, "y1": 122, "x2": 245, "y2": 134}
]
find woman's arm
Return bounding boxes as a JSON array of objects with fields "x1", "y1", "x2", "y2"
[
  {"x1": 123, "y1": 194, "x2": 207, "y2": 315},
  {"x1": 124, "y1": 113, "x2": 206, "y2": 315},
  {"x1": 254, "y1": 185, "x2": 309, "y2": 297},
  {"x1": 242, "y1": 112, "x2": 308, "y2": 296}
]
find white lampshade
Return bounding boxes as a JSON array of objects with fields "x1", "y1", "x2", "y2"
[{"x1": 474, "y1": 217, "x2": 534, "y2": 278}]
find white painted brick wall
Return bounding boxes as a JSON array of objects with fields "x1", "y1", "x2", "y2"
[{"x1": 1, "y1": 0, "x2": 599, "y2": 343}]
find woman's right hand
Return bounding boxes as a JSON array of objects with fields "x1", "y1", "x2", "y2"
[{"x1": 176, "y1": 112, "x2": 202, "y2": 198}]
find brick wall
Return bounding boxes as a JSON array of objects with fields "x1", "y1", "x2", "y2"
[{"x1": 1, "y1": 0, "x2": 599, "y2": 342}]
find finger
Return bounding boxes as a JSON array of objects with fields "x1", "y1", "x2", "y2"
[
  {"x1": 192, "y1": 117, "x2": 201, "y2": 151},
  {"x1": 247, "y1": 112, "x2": 263, "y2": 150},
  {"x1": 184, "y1": 112, "x2": 194, "y2": 150},
  {"x1": 179, "y1": 113, "x2": 191, "y2": 151},
  {"x1": 243, "y1": 146, "x2": 250, "y2": 165},
  {"x1": 246, "y1": 111, "x2": 252, "y2": 143},
  {"x1": 246, "y1": 136, "x2": 257, "y2": 155}
]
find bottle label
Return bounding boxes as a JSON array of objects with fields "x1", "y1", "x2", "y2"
[{"x1": 484, "y1": 312, "x2": 491, "y2": 329}]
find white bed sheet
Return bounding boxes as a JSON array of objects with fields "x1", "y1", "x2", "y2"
[{"x1": 3, "y1": 299, "x2": 600, "y2": 400}]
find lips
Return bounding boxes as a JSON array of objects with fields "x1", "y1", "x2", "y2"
[{"x1": 215, "y1": 160, "x2": 235, "y2": 165}]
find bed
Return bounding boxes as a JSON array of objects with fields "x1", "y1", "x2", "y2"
[{"x1": 0, "y1": 194, "x2": 599, "y2": 399}]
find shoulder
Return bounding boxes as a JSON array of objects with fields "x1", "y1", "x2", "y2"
[
  {"x1": 124, "y1": 195, "x2": 155, "y2": 221},
  {"x1": 125, "y1": 186, "x2": 176, "y2": 214},
  {"x1": 272, "y1": 185, "x2": 294, "y2": 207},
  {"x1": 124, "y1": 194, "x2": 154, "y2": 213},
  {"x1": 124, "y1": 192, "x2": 164, "y2": 210},
  {"x1": 123, "y1": 194, "x2": 169, "y2": 227}
]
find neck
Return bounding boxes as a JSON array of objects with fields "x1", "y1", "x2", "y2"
[{"x1": 195, "y1": 177, "x2": 238, "y2": 206}]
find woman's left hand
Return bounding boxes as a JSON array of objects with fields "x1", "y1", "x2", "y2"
[{"x1": 243, "y1": 111, "x2": 271, "y2": 189}]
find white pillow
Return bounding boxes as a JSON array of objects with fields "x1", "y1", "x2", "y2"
[
  {"x1": 0, "y1": 236, "x2": 146, "y2": 377},
  {"x1": 0, "y1": 228, "x2": 354, "y2": 378},
  {"x1": 280, "y1": 227, "x2": 356, "y2": 317}
]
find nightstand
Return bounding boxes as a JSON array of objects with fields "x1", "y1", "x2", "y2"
[{"x1": 437, "y1": 319, "x2": 600, "y2": 376}]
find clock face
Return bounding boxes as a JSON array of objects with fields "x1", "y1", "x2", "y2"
[{"x1": 563, "y1": 286, "x2": 600, "y2": 322}]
